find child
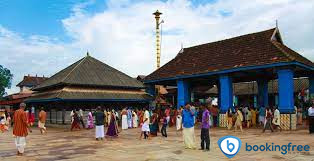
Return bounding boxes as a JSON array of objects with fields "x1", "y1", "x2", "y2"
[
  {"x1": 140, "y1": 118, "x2": 150, "y2": 139},
  {"x1": 161, "y1": 116, "x2": 167, "y2": 137},
  {"x1": 0, "y1": 116, "x2": 8, "y2": 133}
]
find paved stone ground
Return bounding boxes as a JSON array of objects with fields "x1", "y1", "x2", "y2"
[{"x1": 1, "y1": 125, "x2": 314, "y2": 161}]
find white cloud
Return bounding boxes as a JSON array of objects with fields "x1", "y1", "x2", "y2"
[
  {"x1": 0, "y1": 25, "x2": 82, "y2": 94},
  {"x1": 1, "y1": 0, "x2": 313, "y2": 95}
]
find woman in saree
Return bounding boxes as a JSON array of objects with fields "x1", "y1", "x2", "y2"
[
  {"x1": 226, "y1": 107, "x2": 234, "y2": 130},
  {"x1": 150, "y1": 112, "x2": 159, "y2": 136},
  {"x1": 106, "y1": 112, "x2": 118, "y2": 137},
  {"x1": 28, "y1": 107, "x2": 35, "y2": 127},
  {"x1": 132, "y1": 110, "x2": 138, "y2": 128},
  {"x1": 297, "y1": 107, "x2": 303, "y2": 125},
  {"x1": 251, "y1": 107, "x2": 257, "y2": 127},
  {"x1": 87, "y1": 109, "x2": 94, "y2": 129},
  {"x1": 137, "y1": 109, "x2": 143, "y2": 127},
  {"x1": 176, "y1": 109, "x2": 182, "y2": 131},
  {"x1": 103, "y1": 109, "x2": 108, "y2": 127},
  {"x1": 71, "y1": 111, "x2": 81, "y2": 131}
]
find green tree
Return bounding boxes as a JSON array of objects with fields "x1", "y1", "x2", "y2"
[{"x1": 0, "y1": 65, "x2": 13, "y2": 97}]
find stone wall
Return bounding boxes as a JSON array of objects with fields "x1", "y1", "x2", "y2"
[{"x1": 34, "y1": 109, "x2": 90, "y2": 125}]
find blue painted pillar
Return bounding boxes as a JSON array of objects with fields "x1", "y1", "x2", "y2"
[
  {"x1": 275, "y1": 95, "x2": 278, "y2": 106},
  {"x1": 217, "y1": 84, "x2": 221, "y2": 108},
  {"x1": 257, "y1": 79, "x2": 269, "y2": 107},
  {"x1": 254, "y1": 95, "x2": 257, "y2": 108},
  {"x1": 277, "y1": 69, "x2": 294, "y2": 113},
  {"x1": 219, "y1": 75, "x2": 233, "y2": 113},
  {"x1": 177, "y1": 79, "x2": 190, "y2": 108},
  {"x1": 309, "y1": 76, "x2": 314, "y2": 99},
  {"x1": 146, "y1": 84, "x2": 155, "y2": 96}
]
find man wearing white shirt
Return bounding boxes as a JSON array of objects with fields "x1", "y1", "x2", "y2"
[
  {"x1": 308, "y1": 105, "x2": 314, "y2": 134},
  {"x1": 144, "y1": 107, "x2": 150, "y2": 124}
]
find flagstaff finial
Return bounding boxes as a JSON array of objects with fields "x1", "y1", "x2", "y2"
[{"x1": 153, "y1": 10, "x2": 163, "y2": 69}]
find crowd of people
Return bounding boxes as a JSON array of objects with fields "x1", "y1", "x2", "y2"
[
  {"x1": 224, "y1": 104, "x2": 314, "y2": 133},
  {"x1": 226, "y1": 106, "x2": 283, "y2": 132},
  {"x1": 1, "y1": 101, "x2": 314, "y2": 156},
  {"x1": 62, "y1": 103, "x2": 213, "y2": 151},
  {"x1": 0, "y1": 106, "x2": 42, "y2": 133}
]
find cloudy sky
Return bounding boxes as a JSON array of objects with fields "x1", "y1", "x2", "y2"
[{"x1": 0, "y1": 0, "x2": 313, "y2": 95}]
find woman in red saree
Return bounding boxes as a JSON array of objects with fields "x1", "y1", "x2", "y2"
[{"x1": 138, "y1": 110, "x2": 144, "y2": 127}]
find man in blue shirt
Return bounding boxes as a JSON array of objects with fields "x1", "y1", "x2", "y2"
[{"x1": 182, "y1": 103, "x2": 196, "y2": 149}]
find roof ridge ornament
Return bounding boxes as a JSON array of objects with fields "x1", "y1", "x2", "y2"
[
  {"x1": 271, "y1": 20, "x2": 283, "y2": 44},
  {"x1": 86, "y1": 50, "x2": 90, "y2": 57},
  {"x1": 276, "y1": 19, "x2": 278, "y2": 29},
  {"x1": 179, "y1": 43, "x2": 184, "y2": 53}
]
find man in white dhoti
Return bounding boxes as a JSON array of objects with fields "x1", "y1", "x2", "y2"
[
  {"x1": 94, "y1": 107, "x2": 105, "y2": 140},
  {"x1": 176, "y1": 109, "x2": 182, "y2": 131},
  {"x1": 13, "y1": 103, "x2": 32, "y2": 156},
  {"x1": 70, "y1": 110, "x2": 74, "y2": 123},
  {"x1": 182, "y1": 104, "x2": 196, "y2": 149},
  {"x1": 272, "y1": 107, "x2": 281, "y2": 131},
  {"x1": 144, "y1": 108, "x2": 150, "y2": 124},
  {"x1": 121, "y1": 108, "x2": 128, "y2": 130}
]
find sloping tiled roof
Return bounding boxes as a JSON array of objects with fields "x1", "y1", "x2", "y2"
[
  {"x1": 145, "y1": 28, "x2": 314, "y2": 81},
  {"x1": 16, "y1": 75, "x2": 48, "y2": 87},
  {"x1": 26, "y1": 87, "x2": 152, "y2": 102},
  {"x1": 34, "y1": 55, "x2": 144, "y2": 90}
]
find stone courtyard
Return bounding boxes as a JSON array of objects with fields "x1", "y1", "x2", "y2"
[{"x1": 0, "y1": 126, "x2": 313, "y2": 161}]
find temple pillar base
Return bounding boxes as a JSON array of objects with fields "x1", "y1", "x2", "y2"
[
  {"x1": 280, "y1": 113, "x2": 297, "y2": 130},
  {"x1": 218, "y1": 113, "x2": 228, "y2": 127}
]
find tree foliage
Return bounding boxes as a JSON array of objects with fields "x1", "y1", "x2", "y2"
[{"x1": 0, "y1": 65, "x2": 13, "y2": 97}]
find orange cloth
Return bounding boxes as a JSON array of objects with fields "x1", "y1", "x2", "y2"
[
  {"x1": 39, "y1": 110, "x2": 47, "y2": 123},
  {"x1": 13, "y1": 109, "x2": 28, "y2": 137}
]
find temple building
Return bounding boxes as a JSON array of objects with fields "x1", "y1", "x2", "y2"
[
  {"x1": 144, "y1": 27, "x2": 314, "y2": 130},
  {"x1": 0, "y1": 75, "x2": 47, "y2": 108},
  {"x1": 25, "y1": 53, "x2": 151, "y2": 124}
]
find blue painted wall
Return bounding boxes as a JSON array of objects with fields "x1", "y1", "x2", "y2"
[
  {"x1": 177, "y1": 79, "x2": 190, "y2": 108},
  {"x1": 277, "y1": 69, "x2": 294, "y2": 113},
  {"x1": 219, "y1": 75, "x2": 233, "y2": 113},
  {"x1": 257, "y1": 79, "x2": 269, "y2": 107}
]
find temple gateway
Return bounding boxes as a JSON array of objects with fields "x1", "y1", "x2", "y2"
[{"x1": 144, "y1": 28, "x2": 314, "y2": 130}]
